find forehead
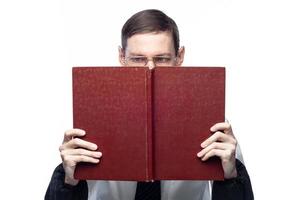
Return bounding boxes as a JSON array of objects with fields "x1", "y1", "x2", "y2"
[{"x1": 125, "y1": 31, "x2": 175, "y2": 56}]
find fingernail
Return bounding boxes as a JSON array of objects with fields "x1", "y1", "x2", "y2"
[
  {"x1": 201, "y1": 143, "x2": 206, "y2": 148},
  {"x1": 197, "y1": 152, "x2": 203, "y2": 158},
  {"x1": 96, "y1": 152, "x2": 102, "y2": 157}
]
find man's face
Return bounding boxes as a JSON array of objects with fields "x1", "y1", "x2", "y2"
[{"x1": 119, "y1": 31, "x2": 184, "y2": 69}]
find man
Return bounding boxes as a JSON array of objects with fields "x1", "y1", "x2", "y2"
[{"x1": 45, "y1": 9, "x2": 253, "y2": 200}]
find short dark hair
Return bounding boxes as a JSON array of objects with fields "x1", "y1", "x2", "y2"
[{"x1": 121, "y1": 9, "x2": 179, "y2": 55}]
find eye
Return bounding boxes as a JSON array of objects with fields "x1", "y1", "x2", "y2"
[
  {"x1": 154, "y1": 57, "x2": 172, "y2": 63},
  {"x1": 129, "y1": 57, "x2": 146, "y2": 63}
]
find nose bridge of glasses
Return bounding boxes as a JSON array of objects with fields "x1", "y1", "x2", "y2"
[{"x1": 146, "y1": 58, "x2": 156, "y2": 69}]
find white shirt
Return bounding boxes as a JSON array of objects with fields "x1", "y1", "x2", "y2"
[{"x1": 87, "y1": 180, "x2": 211, "y2": 200}]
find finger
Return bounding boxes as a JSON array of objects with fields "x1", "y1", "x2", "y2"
[
  {"x1": 197, "y1": 142, "x2": 233, "y2": 158},
  {"x1": 64, "y1": 155, "x2": 100, "y2": 165},
  {"x1": 60, "y1": 138, "x2": 98, "y2": 151},
  {"x1": 61, "y1": 148, "x2": 102, "y2": 159},
  {"x1": 201, "y1": 132, "x2": 236, "y2": 148},
  {"x1": 63, "y1": 129, "x2": 86, "y2": 142},
  {"x1": 210, "y1": 122, "x2": 233, "y2": 135},
  {"x1": 200, "y1": 149, "x2": 225, "y2": 161}
]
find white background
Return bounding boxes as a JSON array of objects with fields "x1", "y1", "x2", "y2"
[{"x1": 0, "y1": 0, "x2": 301, "y2": 199}]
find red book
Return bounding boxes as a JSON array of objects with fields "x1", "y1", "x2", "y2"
[{"x1": 73, "y1": 67, "x2": 225, "y2": 181}]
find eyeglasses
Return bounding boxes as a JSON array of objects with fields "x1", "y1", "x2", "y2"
[{"x1": 124, "y1": 56, "x2": 177, "y2": 66}]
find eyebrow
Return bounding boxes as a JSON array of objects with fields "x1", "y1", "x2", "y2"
[{"x1": 128, "y1": 53, "x2": 172, "y2": 57}]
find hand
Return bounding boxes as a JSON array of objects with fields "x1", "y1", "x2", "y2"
[
  {"x1": 197, "y1": 122, "x2": 237, "y2": 179},
  {"x1": 59, "y1": 129, "x2": 102, "y2": 185}
]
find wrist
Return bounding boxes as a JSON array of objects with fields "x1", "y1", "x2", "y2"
[
  {"x1": 225, "y1": 167, "x2": 237, "y2": 179},
  {"x1": 64, "y1": 175, "x2": 79, "y2": 186}
]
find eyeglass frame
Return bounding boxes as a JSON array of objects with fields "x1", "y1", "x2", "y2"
[{"x1": 123, "y1": 55, "x2": 179, "y2": 66}]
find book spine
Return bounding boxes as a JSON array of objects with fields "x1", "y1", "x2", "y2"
[{"x1": 146, "y1": 68, "x2": 154, "y2": 181}]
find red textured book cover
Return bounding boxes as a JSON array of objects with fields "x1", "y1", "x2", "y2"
[
  {"x1": 73, "y1": 66, "x2": 224, "y2": 181},
  {"x1": 152, "y1": 67, "x2": 225, "y2": 180},
  {"x1": 73, "y1": 67, "x2": 150, "y2": 181}
]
